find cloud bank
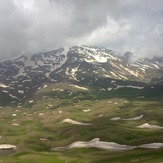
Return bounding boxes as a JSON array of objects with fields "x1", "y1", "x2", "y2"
[{"x1": 0, "y1": 0, "x2": 163, "y2": 60}]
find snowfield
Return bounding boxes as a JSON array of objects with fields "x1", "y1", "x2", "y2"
[{"x1": 52, "y1": 138, "x2": 163, "y2": 151}]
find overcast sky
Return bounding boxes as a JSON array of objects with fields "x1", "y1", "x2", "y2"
[{"x1": 0, "y1": 0, "x2": 163, "y2": 60}]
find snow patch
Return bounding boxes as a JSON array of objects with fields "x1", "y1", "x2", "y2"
[
  {"x1": 38, "y1": 113, "x2": 44, "y2": 116},
  {"x1": 9, "y1": 94, "x2": 19, "y2": 99},
  {"x1": 52, "y1": 138, "x2": 163, "y2": 151},
  {"x1": 18, "y1": 90, "x2": 24, "y2": 94},
  {"x1": 70, "y1": 84, "x2": 89, "y2": 91},
  {"x1": 103, "y1": 74, "x2": 111, "y2": 78},
  {"x1": 114, "y1": 85, "x2": 144, "y2": 90},
  {"x1": 110, "y1": 117, "x2": 121, "y2": 121},
  {"x1": 137, "y1": 123, "x2": 163, "y2": 129},
  {"x1": 0, "y1": 83, "x2": 8, "y2": 88},
  {"x1": 51, "y1": 138, "x2": 136, "y2": 151},
  {"x1": 0, "y1": 144, "x2": 16, "y2": 150},
  {"x1": 2, "y1": 90, "x2": 8, "y2": 93},
  {"x1": 107, "y1": 87, "x2": 113, "y2": 91},
  {"x1": 110, "y1": 115, "x2": 143, "y2": 121},
  {"x1": 94, "y1": 56, "x2": 107, "y2": 63},
  {"x1": 59, "y1": 111, "x2": 62, "y2": 114},
  {"x1": 123, "y1": 114, "x2": 143, "y2": 121},
  {"x1": 43, "y1": 85, "x2": 48, "y2": 88},
  {"x1": 83, "y1": 109, "x2": 91, "y2": 112},
  {"x1": 29, "y1": 100, "x2": 34, "y2": 104},
  {"x1": 12, "y1": 123, "x2": 19, "y2": 126},
  {"x1": 139, "y1": 143, "x2": 163, "y2": 149},
  {"x1": 62, "y1": 119, "x2": 91, "y2": 125}
]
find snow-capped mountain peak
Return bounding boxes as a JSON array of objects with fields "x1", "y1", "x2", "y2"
[{"x1": 0, "y1": 45, "x2": 162, "y2": 104}]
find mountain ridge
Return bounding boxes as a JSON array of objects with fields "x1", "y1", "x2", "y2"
[{"x1": 0, "y1": 45, "x2": 162, "y2": 105}]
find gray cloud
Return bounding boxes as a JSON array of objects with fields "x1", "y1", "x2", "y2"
[{"x1": 0, "y1": 0, "x2": 163, "y2": 60}]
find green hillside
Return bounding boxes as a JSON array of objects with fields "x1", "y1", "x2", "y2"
[{"x1": 0, "y1": 81, "x2": 163, "y2": 162}]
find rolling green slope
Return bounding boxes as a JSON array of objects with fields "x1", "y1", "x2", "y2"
[{"x1": 0, "y1": 80, "x2": 163, "y2": 162}]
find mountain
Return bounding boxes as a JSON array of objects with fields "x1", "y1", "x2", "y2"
[{"x1": 0, "y1": 45, "x2": 163, "y2": 105}]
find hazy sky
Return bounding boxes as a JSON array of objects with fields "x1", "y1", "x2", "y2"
[{"x1": 0, "y1": 0, "x2": 163, "y2": 60}]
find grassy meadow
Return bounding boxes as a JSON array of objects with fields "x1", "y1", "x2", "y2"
[{"x1": 0, "y1": 83, "x2": 163, "y2": 162}]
